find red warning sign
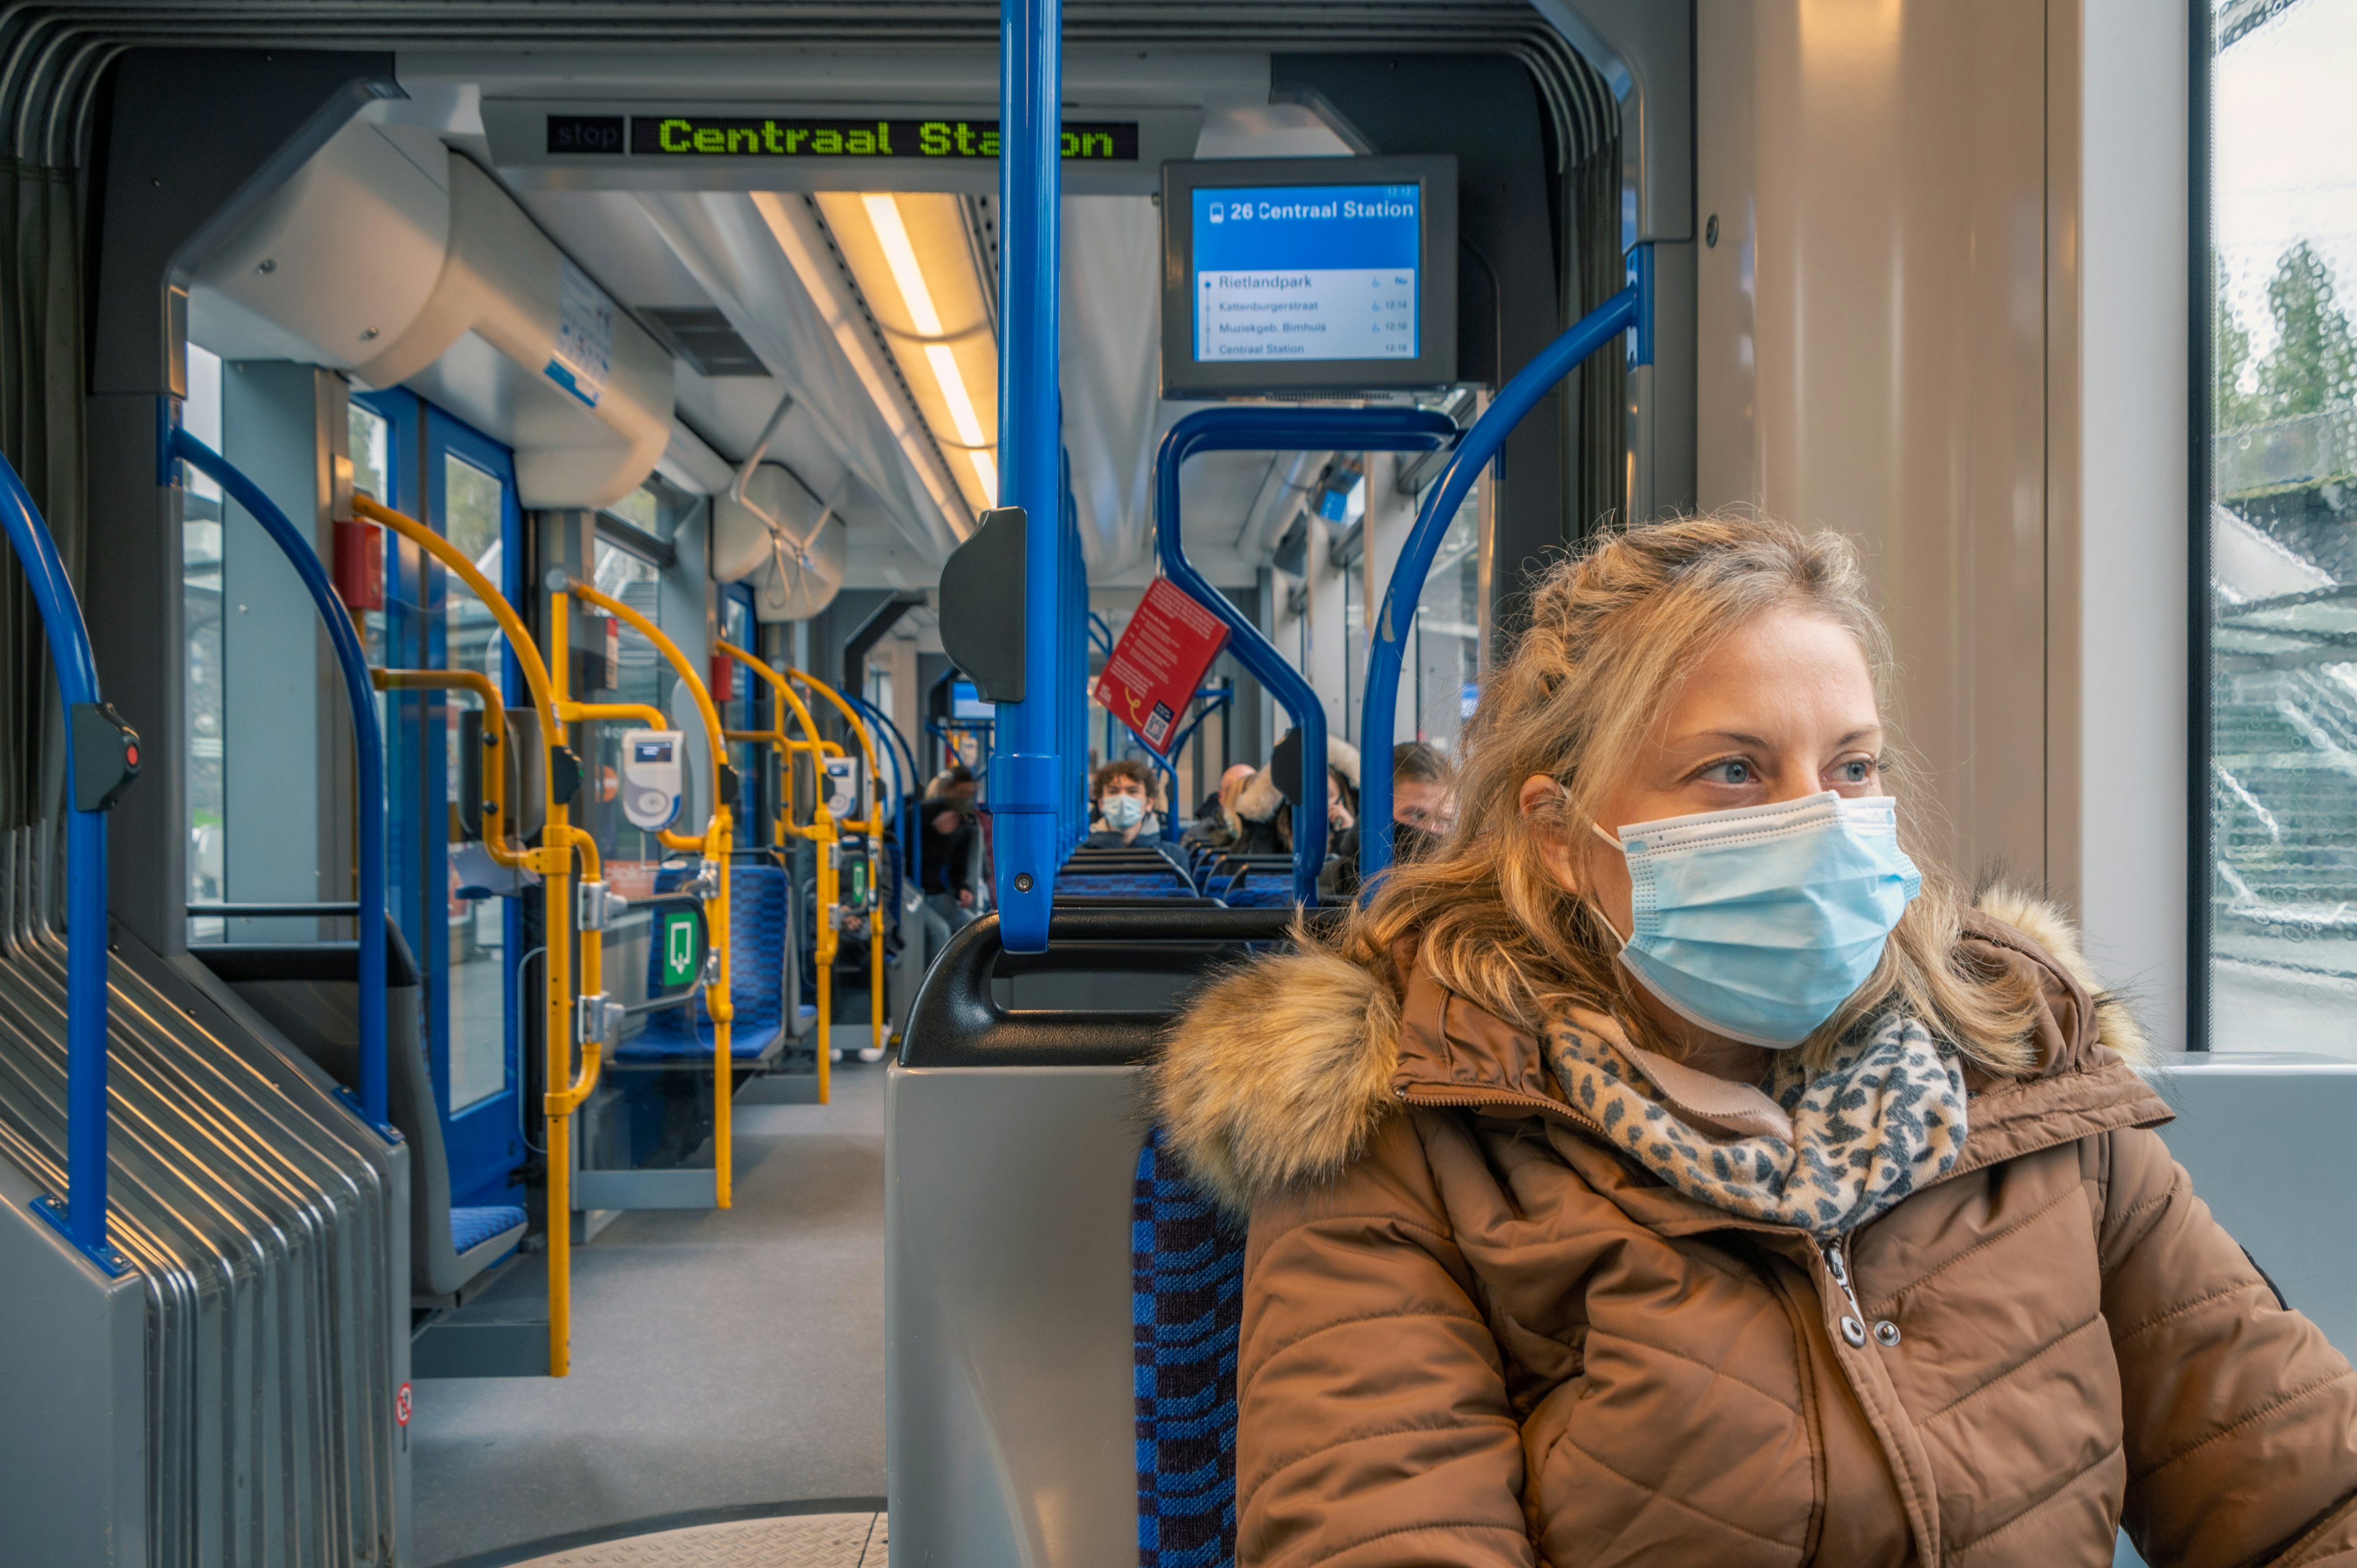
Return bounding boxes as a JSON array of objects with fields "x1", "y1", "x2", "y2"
[
  {"x1": 1094, "y1": 577, "x2": 1230, "y2": 755},
  {"x1": 395, "y1": 1381, "x2": 412, "y2": 1427}
]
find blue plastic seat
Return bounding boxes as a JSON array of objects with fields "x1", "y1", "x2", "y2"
[{"x1": 615, "y1": 863, "x2": 789, "y2": 1064}]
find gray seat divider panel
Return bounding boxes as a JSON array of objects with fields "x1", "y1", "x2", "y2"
[
  {"x1": 887, "y1": 1063, "x2": 1146, "y2": 1568},
  {"x1": 886, "y1": 907, "x2": 1306, "y2": 1568}
]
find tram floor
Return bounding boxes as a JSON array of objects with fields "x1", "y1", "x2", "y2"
[{"x1": 416, "y1": 1059, "x2": 889, "y2": 1568}]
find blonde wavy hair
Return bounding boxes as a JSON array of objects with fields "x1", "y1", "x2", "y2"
[{"x1": 1336, "y1": 513, "x2": 2043, "y2": 1075}]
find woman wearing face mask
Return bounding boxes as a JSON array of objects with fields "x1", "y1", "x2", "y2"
[
  {"x1": 1085, "y1": 758, "x2": 1162, "y2": 848},
  {"x1": 1154, "y1": 516, "x2": 2357, "y2": 1567}
]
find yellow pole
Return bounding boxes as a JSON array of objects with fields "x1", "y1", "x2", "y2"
[
  {"x1": 787, "y1": 668, "x2": 889, "y2": 1061},
  {"x1": 714, "y1": 641, "x2": 843, "y2": 1100},
  {"x1": 355, "y1": 495, "x2": 586, "y2": 1379},
  {"x1": 565, "y1": 578, "x2": 738, "y2": 1205},
  {"x1": 370, "y1": 668, "x2": 532, "y2": 871}
]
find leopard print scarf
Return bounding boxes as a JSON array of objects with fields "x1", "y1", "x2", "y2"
[{"x1": 1545, "y1": 1006, "x2": 1968, "y2": 1238}]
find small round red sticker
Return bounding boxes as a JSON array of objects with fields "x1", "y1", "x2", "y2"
[{"x1": 395, "y1": 1382, "x2": 412, "y2": 1427}]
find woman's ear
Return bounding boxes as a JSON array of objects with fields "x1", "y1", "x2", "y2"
[{"x1": 1520, "y1": 774, "x2": 1582, "y2": 894}]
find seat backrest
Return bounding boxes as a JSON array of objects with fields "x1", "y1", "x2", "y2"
[
  {"x1": 889, "y1": 908, "x2": 1299, "y2": 1568},
  {"x1": 1134, "y1": 1126, "x2": 1247, "y2": 1568},
  {"x1": 649, "y1": 862, "x2": 789, "y2": 1031},
  {"x1": 2143, "y1": 1053, "x2": 2357, "y2": 1354}
]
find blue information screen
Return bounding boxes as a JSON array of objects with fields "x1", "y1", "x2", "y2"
[{"x1": 1190, "y1": 183, "x2": 1420, "y2": 363}]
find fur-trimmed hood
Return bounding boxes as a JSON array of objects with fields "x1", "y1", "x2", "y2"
[
  {"x1": 1236, "y1": 738, "x2": 1361, "y2": 824},
  {"x1": 1153, "y1": 885, "x2": 2151, "y2": 1213}
]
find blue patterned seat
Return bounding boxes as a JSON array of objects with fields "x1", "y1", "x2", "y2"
[
  {"x1": 1133, "y1": 1127, "x2": 1245, "y2": 1568},
  {"x1": 1059, "y1": 873, "x2": 1194, "y2": 898},
  {"x1": 449, "y1": 1204, "x2": 526, "y2": 1257},
  {"x1": 614, "y1": 863, "x2": 789, "y2": 1063}
]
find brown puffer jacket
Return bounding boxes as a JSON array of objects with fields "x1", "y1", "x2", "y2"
[{"x1": 1153, "y1": 890, "x2": 2357, "y2": 1566}]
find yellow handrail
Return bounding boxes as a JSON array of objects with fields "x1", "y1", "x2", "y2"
[
  {"x1": 788, "y1": 667, "x2": 889, "y2": 1062},
  {"x1": 561, "y1": 577, "x2": 738, "y2": 1203},
  {"x1": 562, "y1": 700, "x2": 670, "y2": 732},
  {"x1": 715, "y1": 638, "x2": 842, "y2": 1103},
  {"x1": 371, "y1": 668, "x2": 528, "y2": 871},
  {"x1": 354, "y1": 494, "x2": 590, "y2": 1379}
]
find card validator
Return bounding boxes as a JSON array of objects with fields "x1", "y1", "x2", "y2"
[
  {"x1": 622, "y1": 730, "x2": 685, "y2": 830},
  {"x1": 823, "y1": 755, "x2": 862, "y2": 821}
]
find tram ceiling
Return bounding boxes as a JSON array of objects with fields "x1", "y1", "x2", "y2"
[{"x1": 58, "y1": 11, "x2": 1646, "y2": 597}]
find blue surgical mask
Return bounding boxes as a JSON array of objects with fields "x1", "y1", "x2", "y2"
[
  {"x1": 1590, "y1": 792, "x2": 1921, "y2": 1048},
  {"x1": 1102, "y1": 794, "x2": 1145, "y2": 830}
]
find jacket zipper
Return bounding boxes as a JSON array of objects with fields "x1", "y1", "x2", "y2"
[{"x1": 1821, "y1": 1235, "x2": 1870, "y2": 1348}]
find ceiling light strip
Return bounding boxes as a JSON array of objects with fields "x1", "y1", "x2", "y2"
[{"x1": 865, "y1": 193, "x2": 998, "y2": 506}]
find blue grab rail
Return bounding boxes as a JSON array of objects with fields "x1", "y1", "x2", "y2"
[
  {"x1": 989, "y1": 0, "x2": 1066, "y2": 954},
  {"x1": 1153, "y1": 408, "x2": 1460, "y2": 905},
  {"x1": 0, "y1": 450, "x2": 128, "y2": 1273},
  {"x1": 1359, "y1": 250, "x2": 1654, "y2": 884},
  {"x1": 166, "y1": 419, "x2": 391, "y2": 1132},
  {"x1": 845, "y1": 690, "x2": 920, "y2": 886}
]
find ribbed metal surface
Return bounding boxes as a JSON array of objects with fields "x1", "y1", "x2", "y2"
[
  {"x1": 0, "y1": 1, "x2": 1612, "y2": 170},
  {"x1": 0, "y1": 825, "x2": 401, "y2": 1566},
  {"x1": 508, "y1": 1513, "x2": 886, "y2": 1567}
]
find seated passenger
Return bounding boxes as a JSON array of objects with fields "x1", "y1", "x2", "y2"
[
  {"x1": 1388, "y1": 740, "x2": 1457, "y2": 853},
  {"x1": 1231, "y1": 741, "x2": 1357, "y2": 858},
  {"x1": 1183, "y1": 763, "x2": 1261, "y2": 850},
  {"x1": 1322, "y1": 741, "x2": 1460, "y2": 898},
  {"x1": 1084, "y1": 759, "x2": 1162, "y2": 848},
  {"x1": 1155, "y1": 514, "x2": 2357, "y2": 1567}
]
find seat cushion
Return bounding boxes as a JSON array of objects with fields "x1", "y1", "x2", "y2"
[{"x1": 451, "y1": 1204, "x2": 526, "y2": 1256}]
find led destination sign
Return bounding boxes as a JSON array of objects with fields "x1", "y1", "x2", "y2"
[
  {"x1": 543, "y1": 114, "x2": 1137, "y2": 161},
  {"x1": 1191, "y1": 183, "x2": 1422, "y2": 363}
]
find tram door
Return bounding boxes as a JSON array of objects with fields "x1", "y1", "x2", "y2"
[{"x1": 352, "y1": 390, "x2": 527, "y2": 1210}]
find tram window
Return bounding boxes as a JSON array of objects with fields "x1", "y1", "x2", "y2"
[
  {"x1": 1412, "y1": 489, "x2": 1481, "y2": 755},
  {"x1": 441, "y1": 452, "x2": 508, "y2": 1112},
  {"x1": 2207, "y1": 6, "x2": 2357, "y2": 1056},
  {"x1": 184, "y1": 345, "x2": 226, "y2": 927}
]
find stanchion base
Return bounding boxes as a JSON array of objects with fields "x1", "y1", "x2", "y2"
[{"x1": 29, "y1": 1194, "x2": 131, "y2": 1276}]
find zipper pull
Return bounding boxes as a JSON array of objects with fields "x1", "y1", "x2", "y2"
[{"x1": 1823, "y1": 1237, "x2": 1868, "y2": 1349}]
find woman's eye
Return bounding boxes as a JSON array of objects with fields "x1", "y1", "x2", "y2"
[
  {"x1": 1699, "y1": 759, "x2": 1754, "y2": 786},
  {"x1": 1835, "y1": 758, "x2": 1875, "y2": 786}
]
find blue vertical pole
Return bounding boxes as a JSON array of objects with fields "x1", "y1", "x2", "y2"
[
  {"x1": 991, "y1": 0, "x2": 1062, "y2": 952},
  {"x1": 0, "y1": 453, "x2": 120, "y2": 1269}
]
